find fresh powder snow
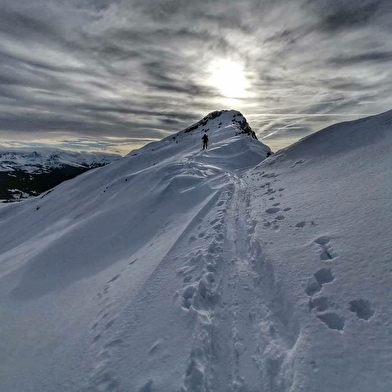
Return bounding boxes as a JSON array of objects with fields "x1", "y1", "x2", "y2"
[{"x1": 0, "y1": 109, "x2": 391, "y2": 391}]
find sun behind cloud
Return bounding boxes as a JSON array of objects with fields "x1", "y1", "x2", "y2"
[{"x1": 207, "y1": 59, "x2": 250, "y2": 99}]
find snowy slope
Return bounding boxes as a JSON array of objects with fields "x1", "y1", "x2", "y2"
[
  {"x1": 242, "y1": 110, "x2": 392, "y2": 391},
  {"x1": 0, "y1": 109, "x2": 391, "y2": 392}
]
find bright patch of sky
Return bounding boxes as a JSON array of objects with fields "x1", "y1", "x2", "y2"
[{"x1": 0, "y1": 0, "x2": 392, "y2": 155}]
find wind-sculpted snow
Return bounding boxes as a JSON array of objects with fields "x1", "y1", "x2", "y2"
[{"x1": 0, "y1": 109, "x2": 391, "y2": 391}]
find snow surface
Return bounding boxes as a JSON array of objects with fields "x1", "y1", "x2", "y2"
[
  {"x1": 0, "y1": 109, "x2": 391, "y2": 392},
  {"x1": 0, "y1": 147, "x2": 120, "y2": 173}
]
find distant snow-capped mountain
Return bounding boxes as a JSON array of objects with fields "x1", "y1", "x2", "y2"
[
  {"x1": 0, "y1": 148, "x2": 120, "y2": 202},
  {"x1": 0, "y1": 148, "x2": 120, "y2": 173}
]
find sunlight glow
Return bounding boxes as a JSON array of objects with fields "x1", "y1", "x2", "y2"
[{"x1": 208, "y1": 60, "x2": 249, "y2": 98}]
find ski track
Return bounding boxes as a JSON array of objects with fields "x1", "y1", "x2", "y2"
[{"x1": 180, "y1": 168, "x2": 301, "y2": 392}]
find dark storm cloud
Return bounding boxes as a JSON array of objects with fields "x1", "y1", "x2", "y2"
[
  {"x1": 313, "y1": 0, "x2": 383, "y2": 31},
  {"x1": 330, "y1": 51, "x2": 392, "y2": 66},
  {"x1": 0, "y1": 0, "x2": 392, "y2": 153},
  {"x1": 324, "y1": 78, "x2": 377, "y2": 92},
  {"x1": 0, "y1": 10, "x2": 55, "y2": 39}
]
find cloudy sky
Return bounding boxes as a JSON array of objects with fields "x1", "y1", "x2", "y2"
[{"x1": 1, "y1": 0, "x2": 391, "y2": 155}]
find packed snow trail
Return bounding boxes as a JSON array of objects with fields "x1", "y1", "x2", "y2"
[
  {"x1": 177, "y1": 170, "x2": 301, "y2": 392},
  {"x1": 209, "y1": 174, "x2": 266, "y2": 392},
  {"x1": 100, "y1": 164, "x2": 299, "y2": 392}
]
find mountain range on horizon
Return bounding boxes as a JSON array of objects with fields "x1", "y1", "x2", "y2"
[
  {"x1": 0, "y1": 109, "x2": 391, "y2": 392},
  {"x1": 0, "y1": 148, "x2": 120, "y2": 202}
]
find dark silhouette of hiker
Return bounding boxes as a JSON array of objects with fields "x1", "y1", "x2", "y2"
[{"x1": 202, "y1": 134, "x2": 209, "y2": 150}]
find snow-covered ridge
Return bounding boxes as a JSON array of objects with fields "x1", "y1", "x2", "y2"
[
  {"x1": 270, "y1": 108, "x2": 392, "y2": 161},
  {"x1": 183, "y1": 109, "x2": 255, "y2": 137},
  {"x1": 126, "y1": 109, "x2": 263, "y2": 158},
  {"x1": 0, "y1": 147, "x2": 120, "y2": 173},
  {"x1": 0, "y1": 109, "x2": 391, "y2": 392}
]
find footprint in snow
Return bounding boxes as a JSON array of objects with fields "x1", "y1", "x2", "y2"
[
  {"x1": 210, "y1": 218, "x2": 220, "y2": 226},
  {"x1": 212, "y1": 223, "x2": 223, "y2": 230},
  {"x1": 182, "y1": 285, "x2": 197, "y2": 309},
  {"x1": 266, "y1": 207, "x2": 280, "y2": 214},
  {"x1": 92, "y1": 334, "x2": 101, "y2": 343},
  {"x1": 215, "y1": 232, "x2": 224, "y2": 242},
  {"x1": 291, "y1": 159, "x2": 306, "y2": 168},
  {"x1": 305, "y1": 279, "x2": 322, "y2": 297},
  {"x1": 104, "y1": 319, "x2": 116, "y2": 330},
  {"x1": 309, "y1": 296, "x2": 329, "y2": 312},
  {"x1": 306, "y1": 285, "x2": 345, "y2": 331},
  {"x1": 104, "y1": 339, "x2": 123, "y2": 349},
  {"x1": 183, "y1": 275, "x2": 192, "y2": 283},
  {"x1": 314, "y1": 236, "x2": 338, "y2": 261},
  {"x1": 305, "y1": 268, "x2": 344, "y2": 330},
  {"x1": 188, "y1": 236, "x2": 196, "y2": 244},
  {"x1": 314, "y1": 268, "x2": 334, "y2": 284},
  {"x1": 317, "y1": 312, "x2": 345, "y2": 331},
  {"x1": 107, "y1": 274, "x2": 121, "y2": 284},
  {"x1": 305, "y1": 267, "x2": 335, "y2": 296},
  {"x1": 262, "y1": 172, "x2": 278, "y2": 178},
  {"x1": 349, "y1": 299, "x2": 374, "y2": 320}
]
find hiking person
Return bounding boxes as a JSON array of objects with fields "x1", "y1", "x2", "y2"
[{"x1": 202, "y1": 133, "x2": 209, "y2": 150}]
